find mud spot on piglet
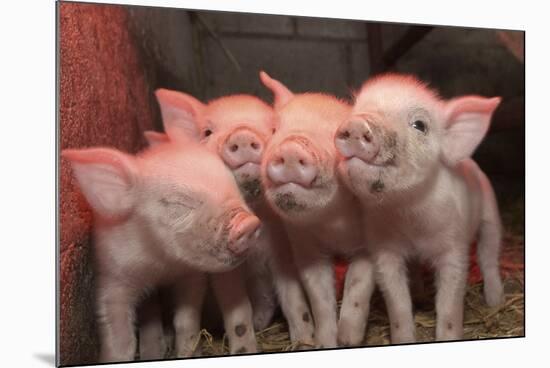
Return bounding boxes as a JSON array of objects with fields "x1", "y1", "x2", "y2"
[
  {"x1": 275, "y1": 192, "x2": 305, "y2": 212},
  {"x1": 384, "y1": 131, "x2": 398, "y2": 150},
  {"x1": 302, "y1": 312, "x2": 310, "y2": 323},
  {"x1": 235, "y1": 346, "x2": 247, "y2": 354},
  {"x1": 337, "y1": 130, "x2": 351, "y2": 140},
  {"x1": 235, "y1": 324, "x2": 247, "y2": 337},
  {"x1": 383, "y1": 132, "x2": 398, "y2": 165},
  {"x1": 370, "y1": 179, "x2": 385, "y2": 193},
  {"x1": 240, "y1": 178, "x2": 262, "y2": 200}
]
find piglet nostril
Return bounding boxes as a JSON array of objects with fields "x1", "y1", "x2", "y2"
[
  {"x1": 337, "y1": 130, "x2": 351, "y2": 140},
  {"x1": 228, "y1": 214, "x2": 261, "y2": 255},
  {"x1": 222, "y1": 129, "x2": 264, "y2": 169},
  {"x1": 335, "y1": 125, "x2": 355, "y2": 158},
  {"x1": 267, "y1": 140, "x2": 318, "y2": 188},
  {"x1": 335, "y1": 119, "x2": 380, "y2": 162}
]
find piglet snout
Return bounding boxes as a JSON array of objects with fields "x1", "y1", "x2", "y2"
[
  {"x1": 228, "y1": 212, "x2": 261, "y2": 255},
  {"x1": 222, "y1": 128, "x2": 263, "y2": 169},
  {"x1": 335, "y1": 119, "x2": 380, "y2": 163},
  {"x1": 266, "y1": 140, "x2": 318, "y2": 188}
]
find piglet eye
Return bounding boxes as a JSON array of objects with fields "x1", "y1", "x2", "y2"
[
  {"x1": 204, "y1": 129, "x2": 213, "y2": 137},
  {"x1": 411, "y1": 120, "x2": 428, "y2": 134}
]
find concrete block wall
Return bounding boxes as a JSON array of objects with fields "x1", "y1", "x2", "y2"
[
  {"x1": 192, "y1": 12, "x2": 372, "y2": 101},
  {"x1": 190, "y1": 13, "x2": 524, "y2": 197},
  {"x1": 194, "y1": 13, "x2": 523, "y2": 111},
  {"x1": 128, "y1": 6, "x2": 200, "y2": 99}
]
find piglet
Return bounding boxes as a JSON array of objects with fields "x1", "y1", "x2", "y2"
[
  {"x1": 334, "y1": 73, "x2": 504, "y2": 343},
  {"x1": 63, "y1": 129, "x2": 260, "y2": 363},
  {"x1": 154, "y1": 88, "x2": 315, "y2": 351},
  {"x1": 259, "y1": 72, "x2": 375, "y2": 348}
]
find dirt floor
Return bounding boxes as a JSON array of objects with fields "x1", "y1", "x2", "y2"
[{"x1": 184, "y1": 197, "x2": 525, "y2": 356}]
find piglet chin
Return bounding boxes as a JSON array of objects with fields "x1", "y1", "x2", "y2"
[
  {"x1": 234, "y1": 163, "x2": 263, "y2": 201},
  {"x1": 272, "y1": 181, "x2": 311, "y2": 193},
  {"x1": 345, "y1": 156, "x2": 384, "y2": 178},
  {"x1": 234, "y1": 162, "x2": 261, "y2": 180}
]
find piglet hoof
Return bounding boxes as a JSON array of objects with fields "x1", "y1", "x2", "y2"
[
  {"x1": 175, "y1": 337, "x2": 202, "y2": 358},
  {"x1": 231, "y1": 343, "x2": 257, "y2": 355},
  {"x1": 390, "y1": 328, "x2": 416, "y2": 345},
  {"x1": 337, "y1": 319, "x2": 364, "y2": 347},
  {"x1": 391, "y1": 335, "x2": 416, "y2": 345},
  {"x1": 99, "y1": 348, "x2": 136, "y2": 364},
  {"x1": 315, "y1": 343, "x2": 336, "y2": 350},
  {"x1": 435, "y1": 320, "x2": 464, "y2": 341},
  {"x1": 139, "y1": 338, "x2": 167, "y2": 360},
  {"x1": 289, "y1": 326, "x2": 315, "y2": 349},
  {"x1": 484, "y1": 278, "x2": 504, "y2": 307},
  {"x1": 299, "y1": 341, "x2": 316, "y2": 350},
  {"x1": 435, "y1": 324, "x2": 463, "y2": 341},
  {"x1": 288, "y1": 311, "x2": 315, "y2": 346},
  {"x1": 292, "y1": 336, "x2": 315, "y2": 350},
  {"x1": 175, "y1": 349, "x2": 199, "y2": 358},
  {"x1": 292, "y1": 341, "x2": 316, "y2": 351},
  {"x1": 314, "y1": 333, "x2": 337, "y2": 349}
]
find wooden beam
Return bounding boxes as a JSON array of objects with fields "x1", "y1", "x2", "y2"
[
  {"x1": 367, "y1": 23, "x2": 384, "y2": 75},
  {"x1": 383, "y1": 26, "x2": 434, "y2": 69}
]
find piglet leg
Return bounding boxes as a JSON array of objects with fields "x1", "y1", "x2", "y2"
[
  {"x1": 138, "y1": 292, "x2": 166, "y2": 360},
  {"x1": 172, "y1": 272, "x2": 207, "y2": 357},
  {"x1": 434, "y1": 249, "x2": 468, "y2": 341},
  {"x1": 211, "y1": 267, "x2": 258, "y2": 354},
  {"x1": 290, "y1": 236, "x2": 338, "y2": 348},
  {"x1": 477, "y1": 171, "x2": 504, "y2": 307},
  {"x1": 374, "y1": 250, "x2": 416, "y2": 344},
  {"x1": 246, "y1": 258, "x2": 278, "y2": 331},
  {"x1": 96, "y1": 278, "x2": 139, "y2": 363},
  {"x1": 337, "y1": 253, "x2": 375, "y2": 346},
  {"x1": 269, "y1": 230, "x2": 314, "y2": 347}
]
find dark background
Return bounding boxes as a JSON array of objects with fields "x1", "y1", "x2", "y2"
[
  {"x1": 129, "y1": 5, "x2": 524, "y2": 201},
  {"x1": 59, "y1": 1, "x2": 524, "y2": 365}
]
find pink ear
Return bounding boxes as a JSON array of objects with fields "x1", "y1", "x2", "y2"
[
  {"x1": 442, "y1": 96, "x2": 501, "y2": 166},
  {"x1": 144, "y1": 131, "x2": 170, "y2": 147},
  {"x1": 259, "y1": 71, "x2": 294, "y2": 110},
  {"x1": 62, "y1": 148, "x2": 137, "y2": 219},
  {"x1": 155, "y1": 88, "x2": 205, "y2": 142}
]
